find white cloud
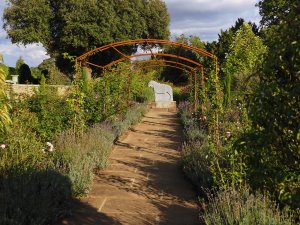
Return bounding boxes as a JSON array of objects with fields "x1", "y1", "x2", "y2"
[
  {"x1": 165, "y1": 0, "x2": 260, "y2": 41},
  {"x1": 0, "y1": 42, "x2": 49, "y2": 67}
]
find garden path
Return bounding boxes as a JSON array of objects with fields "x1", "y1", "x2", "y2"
[{"x1": 57, "y1": 109, "x2": 198, "y2": 225}]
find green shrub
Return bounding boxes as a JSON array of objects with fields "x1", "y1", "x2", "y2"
[
  {"x1": 83, "y1": 71, "x2": 128, "y2": 124},
  {"x1": 52, "y1": 148, "x2": 94, "y2": 196},
  {"x1": 184, "y1": 125, "x2": 207, "y2": 143},
  {"x1": 201, "y1": 187, "x2": 293, "y2": 225},
  {"x1": 38, "y1": 58, "x2": 71, "y2": 85},
  {"x1": 113, "y1": 103, "x2": 148, "y2": 138},
  {"x1": 130, "y1": 69, "x2": 155, "y2": 103},
  {"x1": 182, "y1": 140, "x2": 214, "y2": 189},
  {"x1": 173, "y1": 86, "x2": 189, "y2": 103},
  {"x1": 51, "y1": 104, "x2": 147, "y2": 196},
  {"x1": 134, "y1": 87, "x2": 155, "y2": 103},
  {"x1": 25, "y1": 86, "x2": 73, "y2": 142},
  {"x1": 53, "y1": 124, "x2": 115, "y2": 196},
  {"x1": 0, "y1": 108, "x2": 44, "y2": 170}
]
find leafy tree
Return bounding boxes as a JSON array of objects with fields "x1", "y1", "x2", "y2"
[
  {"x1": 223, "y1": 23, "x2": 267, "y2": 104},
  {"x1": 238, "y1": 0, "x2": 300, "y2": 210},
  {"x1": 38, "y1": 58, "x2": 71, "y2": 85},
  {"x1": 207, "y1": 18, "x2": 260, "y2": 68},
  {"x1": 18, "y1": 63, "x2": 32, "y2": 84},
  {"x1": 30, "y1": 67, "x2": 42, "y2": 80},
  {"x1": 15, "y1": 56, "x2": 25, "y2": 74},
  {"x1": 3, "y1": 0, "x2": 170, "y2": 72}
]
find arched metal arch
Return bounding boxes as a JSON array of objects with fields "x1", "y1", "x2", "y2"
[
  {"x1": 75, "y1": 39, "x2": 218, "y2": 111},
  {"x1": 76, "y1": 39, "x2": 217, "y2": 61},
  {"x1": 75, "y1": 39, "x2": 218, "y2": 82},
  {"x1": 84, "y1": 53, "x2": 205, "y2": 91}
]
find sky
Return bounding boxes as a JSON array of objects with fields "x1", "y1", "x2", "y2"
[{"x1": 0, "y1": 0, "x2": 260, "y2": 67}]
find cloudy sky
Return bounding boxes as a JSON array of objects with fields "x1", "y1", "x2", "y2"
[{"x1": 0, "y1": 0, "x2": 260, "y2": 67}]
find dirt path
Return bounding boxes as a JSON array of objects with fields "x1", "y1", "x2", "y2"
[{"x1": 57, "y1": 109, "x2": 199, "y2": 225}]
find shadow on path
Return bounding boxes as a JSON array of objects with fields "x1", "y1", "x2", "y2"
[{"x1": 56, "y1": 199, "x2": 122, "y2": 225}]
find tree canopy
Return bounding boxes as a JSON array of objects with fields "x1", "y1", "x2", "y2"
[
  {"x1": 223, "y1": 22, "x2": 267, "y2": 97},
  {"x1": 207, "y1": 18, "x2": 259, "y2": 68},
  {"x1": 3, "y1": 0, "x2": 170, "y2": 71}
]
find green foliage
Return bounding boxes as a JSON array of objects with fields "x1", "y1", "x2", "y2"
[
  {"x1": 223, "y1": 22, "x2": 267, "y2": 101},
  {"x1": 0, "y1": 68, "x2": 11, "y2": 135},
  {"x1": 51, "y1": 103, "x2": 147, "y2": 196},
  {"x1": 207, "y1": 18, "x2": 260, "y2": 68},
  {"x1": 130, "y1": 70, "x2": 155, "y2": 102},
  {"x1": 3, "y1": 0, "x2": 170, "y2": 72},
  {"x1": 1, "y1": 56, "x2": 151, "y2": 224},
  {"x1": 17, "y1": 61, "x2": 40, "y2": 84},
  {"x1": 182, "y1": 141, "x2": 213, "y2": 189},
  {"x1": 179, "y1": 102, "x2": 212, "y2": 189},
  {"x1": 13, "y1": 84, "x2": 74, "y2": 142},
  {"x1": 201, "y1": 187, "x2": 293, "y2": 225},
  {"x1": 237, "y1": 84, "x2": 300, "y2": 210},
  {"x1": 0, "y1": 99, "x2": 148, "y2": 224},
  {"x1": 234, "y1": 0, "x2": 300, "y2": 212},
  {"x1": 30, "y1": 67, "x2": 42, "y2": 80},
  {"x1": 38, "y1": 58, "x2": 71, "y2": 85},
  {"x1": 173, "y1": 86, "x2": 189, "y2": 103},
  {"x1": 15, "y1": 56, "x2": 25, "y2": 73},
  {"x1": 176, "y1": 0, "x2": 299, "y2": 220},
  {"x1": 83, "y1": 63, "x2": 153, "y2": 124},
  {"x1": 0, "y1": 64, "x2": 9, "y2": 79},
  {"x1": 83, "y1": 68, "x2": 128, "y2": 124}
]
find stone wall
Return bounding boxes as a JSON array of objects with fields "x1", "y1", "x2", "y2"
[{"x1": 6, "y1": 84, "x2": 70, "y2": 97}]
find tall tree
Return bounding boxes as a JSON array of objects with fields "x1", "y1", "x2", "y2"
[
  {"x1": 208, "y1": 18, "x2": 260, "y2": 68},
  {"x1": 3, "y1": 0, "x2": 170, "y2": 72},
  {"x1": 223, "y1": 22, "x2": 267, "y2": 103},
  {"x1": 15, "y1": 56, "x2": 25, "y2": 74}
]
